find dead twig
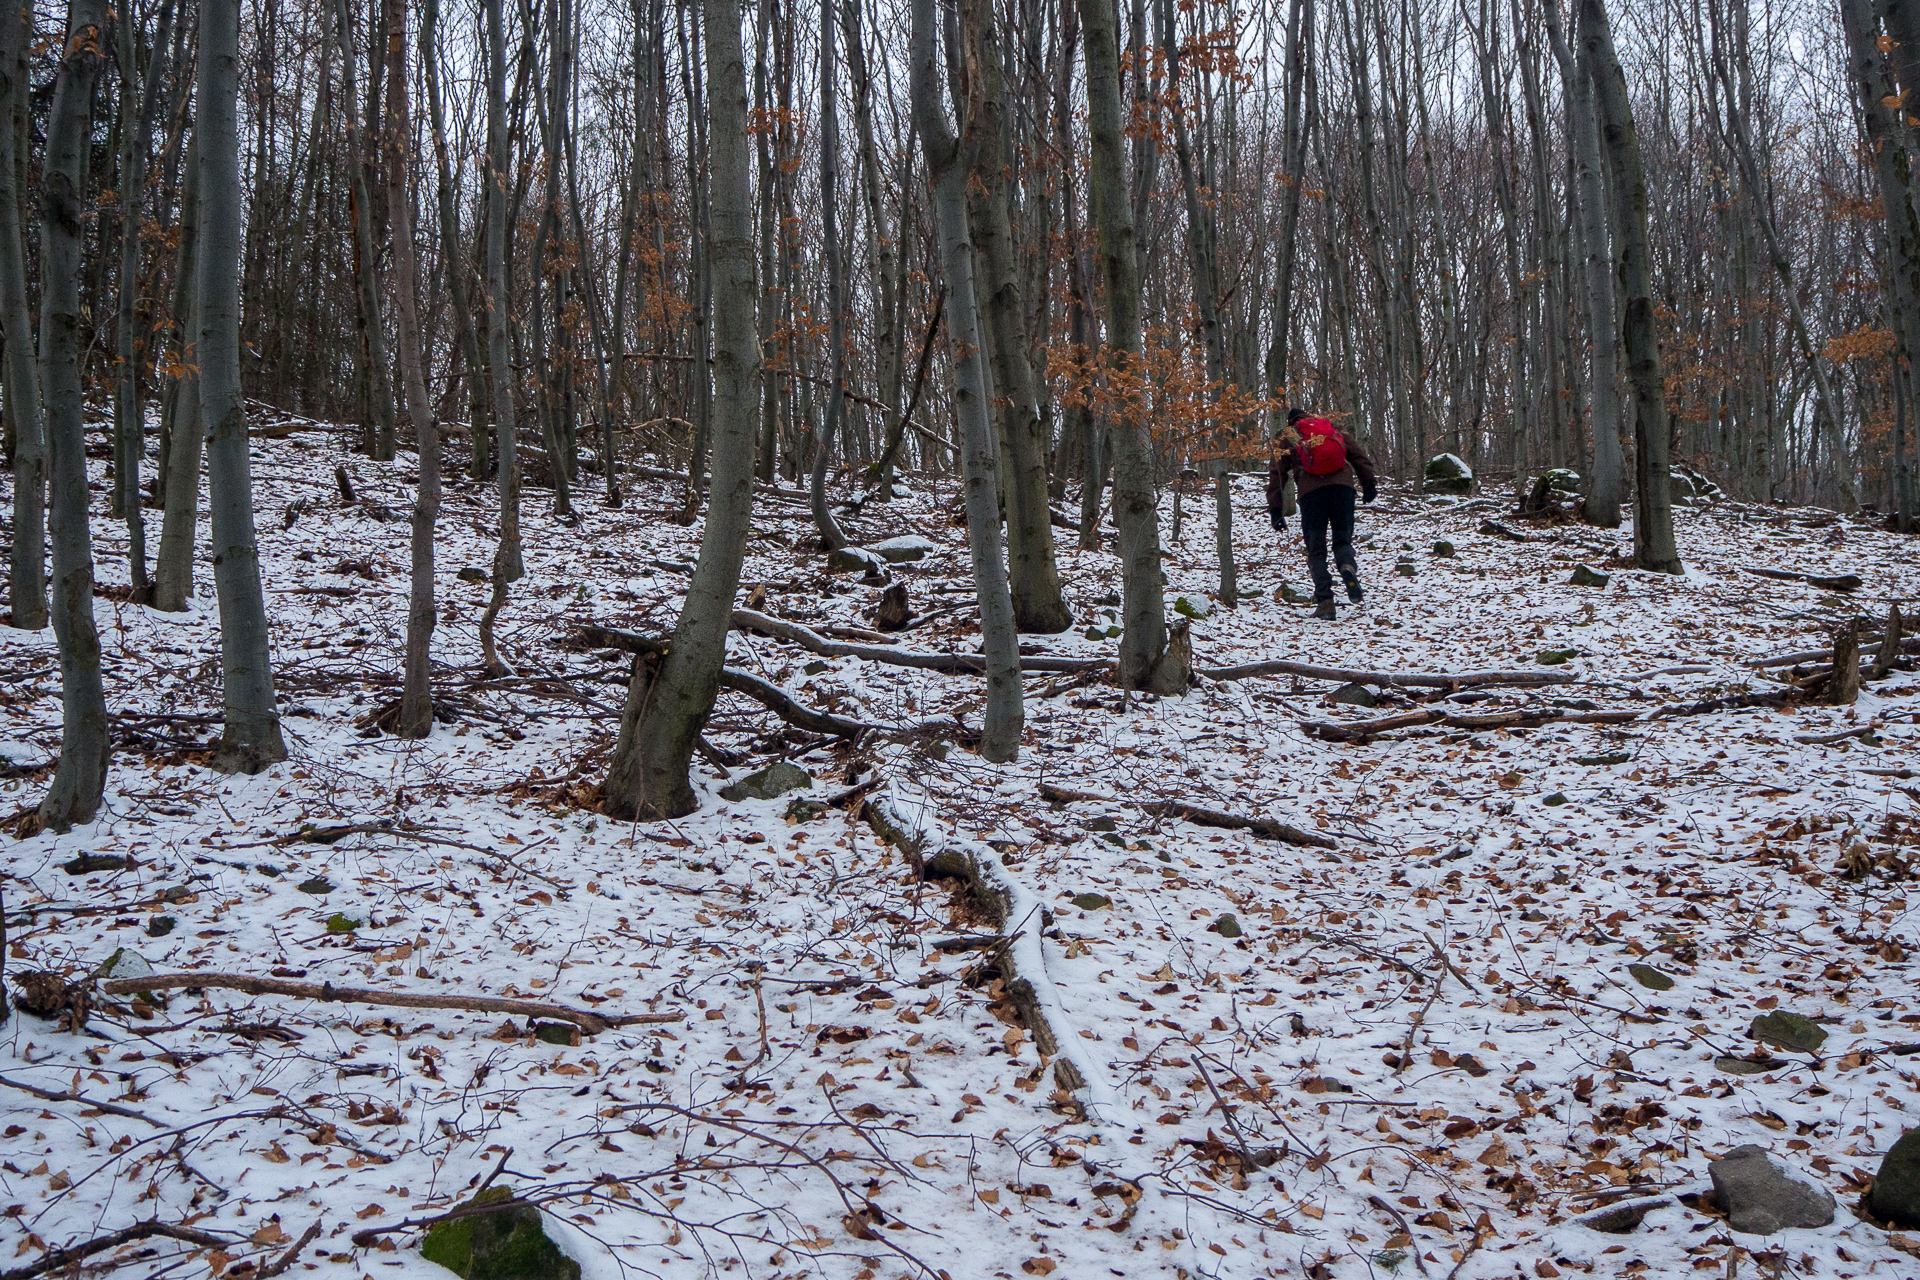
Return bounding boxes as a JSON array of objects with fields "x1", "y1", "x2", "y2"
[
  {"x1": 98, "y1": 971, "x2": 631, "y2": 1035},
  {"x1": 256, "y1": 1221, "x2": 323, "y2": 1280},
  {"x1": 0, "y1": 1222, "x2": 233, "y2": 1280},
  {"x1": 1037, "y1": 782, "x2": 1334, "y2": 850}
]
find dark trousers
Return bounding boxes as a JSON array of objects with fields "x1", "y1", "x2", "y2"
[{"x1": 1298, "y1": 485, "x2": 1358, "y2": 601}]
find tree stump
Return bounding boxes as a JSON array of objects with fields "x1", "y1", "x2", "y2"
[
  {"x1": 1874, "y1": 604, "x2": 1905, "y2": 679},
  {"x1": 875, "y1": 582, "x2": 912, "y2": 632},
  {"x1": 1832, "y1": 620, "x2": 1861, "y2": 706}
]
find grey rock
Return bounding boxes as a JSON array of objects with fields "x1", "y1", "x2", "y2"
[
  {"x1": 1869, "y1": 1127, "x2": 1920, "y2": 1228},
  {"x1": 92, "y1": 948, "x2": 153, "y2": 981},
  {"x1": 719, "y1": 761, "x2": 813, "y2": 802},
  {"x1": 1071, "y1": 893, "x2": 1111, "y2": 910},
  {"x1": 1424, "y1": 453, "x2": 1473, "y2": 494},
  {"x1": 456, "y1": 567, "x2": 489, "y2": 582},
  {"x1": 869, "y1": 535, "x2": 935, "y2": 563},
  {"x1": 1329, "y1": 682, "x2": 1377, "y2": 708},
  {"x1": 826, "y1": 547, "x2": 886, "y2": 574},
  {"x1": 1748, "y1": 1010, "x2": 1827, "y2": 1054},
  {"x1": 1627, "y1": 964, "x2": 1674, "y2": 991},
  {"x1": 1709, "y1": 1145, "x2": 1835, "y2": 1234},
  {"x1": 1208, "y1": 913, "x2": 1242, "y2": 939},
  {"x1": 1569, "y1": 565, "x2": 1610, "y2": 588},
  {"x1": 1085, "y1": 815, "x2": 1118, "y2": 832},
  {"x1": 1576, "y1": 1196, "x2": 1668, "y2": 1234},
  {"x1": 1395, "y1": 561, "x2": 1418, "y2": 578},
  {"x1": 1430, "y1": 540, "x2": 1455, "y2": 558}
]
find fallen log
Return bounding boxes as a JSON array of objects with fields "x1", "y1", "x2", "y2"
[
  {"x1": 0, "y1": 1222, "x2": 233, "y2": 1280},
  {"x1": 96, "y1": 972, "x2": 680, "y2": 1035},
  {"x1": 731, "y1": 607, "x2": 1109, "y2": 674},
  {"x1": 1794, "y1": 724, "x2": 1878, "y2": 746},
  {"x1": 1302, "y1": 699, "x2": 1711, "y2": 742},
  {"x1": 1744, "y1": 566, "x2": 1864, "y2": 592},
  {"x1": 1199, "y1": 657, "x2": 1577, "y2": 690},
  {"x1": 574, "y1": 622, "x2": 876, "y2": 737},
  {"x1": 1037, "y1": 782, "x2": 1335, "y2": 850}
]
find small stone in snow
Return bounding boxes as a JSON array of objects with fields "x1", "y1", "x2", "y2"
[
  {"x1": 1627, "y1": 964, "x2": 1674, "y2": 991},
  {"x1": 1071, "y1": 893, "x2": 1112, "y2": 911},
  {"x1": 1569, "y1": 565, "x2": 1610, "y2": 588},
  {"x1": 1747, "y1": 1010, "x2": 1827, "y2": 1054},
  {"x1": 719, "y1": 761, "x2": 813, "y2": 802},
  {"x1": 1708, "y1": 1144, "x2": 1835, "y2": 1234},
  {"x1": 1329, "y1": 682, "x2": 1376, "y2": 708},
  {"x1": 1208, "y1": 914, "x2": 1242, "y2": 939}
]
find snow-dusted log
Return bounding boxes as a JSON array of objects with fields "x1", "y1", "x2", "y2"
[
  {"x1": 1038, "y1": 782, "x2": 1335, "y2": 850},
  {"x1": 97, "y1": 972, "x2": 680, "y2": 1035},
  {"x1": 576, "y1": 622, "x2": 875, "y2": 737},
  {"x1": 731, "y1": 608, "x2": 1108, "y2": 674},
  {"x1": 1200, "y1": 658, "x2": 1578, "y2": 689}
]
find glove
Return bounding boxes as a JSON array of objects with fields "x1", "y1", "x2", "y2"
[
  {"x1": 1361, "y1": 483, "x2": 1377, "y2": 505},
  {"x1": 1269, "y1": 510, "x2": 1286, "y2": 531}
]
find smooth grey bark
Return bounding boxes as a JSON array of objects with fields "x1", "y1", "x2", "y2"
[
  {"x1": 843, "y1": 0, "x2": 900, "y2": 494},
  {"x1": 1264, "y1": 0, "x2": 1309, "y2": 421},
  {"x1": 331, "y1": 0, "x2": 395, "y2": 462},
  {"x1": 420, "y1": 0, "x2": 489, "y2": 479},
  {"x1": 1545, "y1": 0, "x2": 1622, "y2": 526},
  {"x1": 1, "y1": 0, "x2": 44, "y2": 630},
  {"x1": 910, "y1": 0, "x2": 1022, "y2": 761},
  {"x1": 36, "y1": 0, "x2": 111, "y2": 830},
  {"x1": 199, "y1": 0, "x2": 288, "y2": 772},
  {"x1": 1579, "y1": 0, "x2": 1680, "y2": 574},
  {"x1": 385, "y1": 0, "x2": 438, "y2": 738},
  {"x1": 151, "y1": 135, "x2": 203, "y2": 613},
  {"x1": 808, "y1": 0, "x2": 850, "y2": 552},
  {"x1": 478, "y1": 0, "x2": 524, "y2": 676},
  {"x1": 965, "y1": 5, "x2": 1069, "y2": 633},
  {"x1": 1156, "y1": 0, "x2": 1235, "y2": 605},
  {"x1": 1849, "y1": 0, "x2": 1920, "y2": 530},
  {"x1": 602, "y1": 0, "x2": 760, "y2": 819},
  {"x1": 113, "y1": 0, "x2": 174, "y2": 600},
  {"x1": 1078, "y1": 0, "x2": 1183, "y2": 693},
  {"x1": 1703, "y1": 15, "x2": 1852, "y2": 512}
]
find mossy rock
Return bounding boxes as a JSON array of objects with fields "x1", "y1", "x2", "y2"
[
  {"x1": 1748, "y1": 1010, "x2": 1827, "y2": 1054},
  {"x1": 326, "y1": 913, "x2": 363, "y2": 934},
  {"x1": 421, "y1": 1187, "x2": 579, "y2": 1280},
  {"x1": 1424, "y1": 453, "x2": 1474, "y2": 494},
  {"x1": 1568, "y1": 565, "x2": 1610, "y2": 588}
]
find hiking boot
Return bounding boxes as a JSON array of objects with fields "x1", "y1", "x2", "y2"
[
  {"x1": 1342, "y1": 572, "x2": 1365, "y2": 604},
  {"x1": 1312, "y1": 598, "x2": 1336, "y2": 621}
]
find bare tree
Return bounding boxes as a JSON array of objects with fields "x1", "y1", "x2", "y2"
[
  {"x1": 199, "y1": 0, "x2": 289, "y2": 772},
  {"x1": 0, "y1": 0, "x2": 40, "y2": 631},
  {"x1": 479, "y1": 0, "x2": 525, "y2": 677},
  {"x1": 910, "y1": 0, "x2": 1024, "y2": 760},
  {"x1": 1579, "y1": 0, "x2": 1680, "y2": 574},
  {"x1": 1078, "y1": 0, "x2": 1185, "y2": 692},
  {"x1": 386, "y1": 0, "x2": 439, "y2": 738},
  {"x1": 602, "y1": 0, "x2": 761, "y2": 818},
  {"x1": 37, "y1": 0, "x2": 113, "y2": 830}
]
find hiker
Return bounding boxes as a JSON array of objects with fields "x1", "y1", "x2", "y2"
[{"x1": 1267, "y1": 407, "x2": 1377, "y2": 620}]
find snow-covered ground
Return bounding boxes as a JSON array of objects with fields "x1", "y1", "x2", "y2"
[{"x1": 4, "y1": 421, "x2": 1919, "y2": 1279}]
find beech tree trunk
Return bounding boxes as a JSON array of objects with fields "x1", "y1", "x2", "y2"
[
  {"x1": 1545, "y1": 0, "x2": 1622, "y2": 526},
  {"x1": 1078, "y1": 0, "x2": 1184, "y2": 692},
  {"x1": 36, "y1": 0, "x2": 112, "y2": 830},
  {"x1": 603, "y1": 0, "x2": 760, "y2": 819},
  {"x1": 420, "y1": 0, "x2": 490, "y2": 479},
  {"x1": 910, "y1": 0, "x2": 1023, "y2": 762},
  {"x1": 151, "y1": 137, "x2": 202, "y2": 612},
  {"x1": 332, "y1": 0, "x2": 395, "y2": 462},
  {"x1": 478, "y1": 0, "x2": 525, "y2": 677},
  {"x1": 1579, "y1": 0, "x2": 1680, "y2": 574},
  {"x1": 965, "y1": 5, "x2": 1070, "y2": 634},
  {"x1": 200, "y1": 0, "x2": 288, "y2": 773},
  {"x1": 1, "y1": 0, "x2": 44, "y2": 630},
  {"x1": 386, "y1": 0, "x2": 439, "y2": 739}
]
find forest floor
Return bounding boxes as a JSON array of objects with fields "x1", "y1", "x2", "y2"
[{"x1": 4, "y1": 418, "x2": 1920, "y2": 1280}]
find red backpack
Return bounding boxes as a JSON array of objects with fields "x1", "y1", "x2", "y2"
[{"x1": 1296, "y1": 417, "x2": 1348, "y2": 476}]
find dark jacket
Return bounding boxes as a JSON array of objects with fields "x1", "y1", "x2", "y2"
[{"x1": 1267, "y1": 428, "x2": 1377, "y2": 513}]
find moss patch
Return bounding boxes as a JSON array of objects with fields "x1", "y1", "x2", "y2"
[{"x1": 420, "y1": 1187, "x2": 580, "y2": 1280}]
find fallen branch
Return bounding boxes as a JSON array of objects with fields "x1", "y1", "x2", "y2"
[
  {"x1": 575, "y1": 622, "x2": 875, "y2": 737},
  {"x1": 1793, "y1": 724, "x2": 1878, "y2": 746},
  {"x1": 1744, "y1": 565, "x2": 1863, "y2": 592},
  {"x1": 1198, "y1": 658, "x2": 1576, "y2": 690},
  {"x1": 0, "y1": 1222, "x2": 233, "y2": 1280},
  {"x1": 0, "y1": 1073, "x2": 167, "y2": 1127},
  {"x1": 732, "y1": 607, "x2": 1109, "y2": 674},
  {"x1": 95, "y1": 972, "x2": 664, "y2": 1035},
  {"x1": 257, "y1": 1220, "x2": 323, "y2": 1280},
  {"x1": 1301, "y1": 696, "x2": 1741, "y2": 742},
  {"x1": 1037, "y1": 782, "x2": 1335, "y2": 850}
]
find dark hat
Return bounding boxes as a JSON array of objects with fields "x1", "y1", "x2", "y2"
[{"x1": 1286, "y1": 406, "x2": 1309, "y2": 424}]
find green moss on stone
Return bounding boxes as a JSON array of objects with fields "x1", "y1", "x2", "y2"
[{"x1": 420, "y1": 1187, "x2": 580, "y2": 1280}]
